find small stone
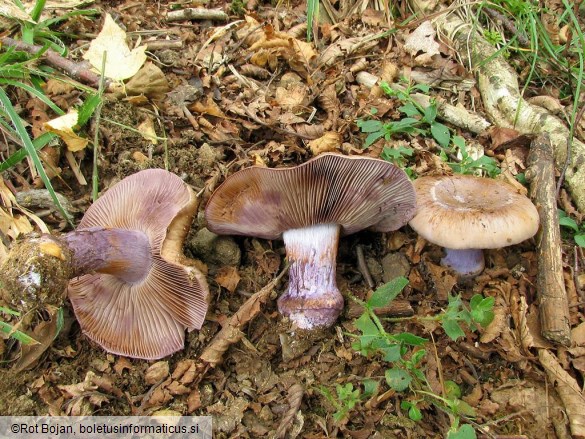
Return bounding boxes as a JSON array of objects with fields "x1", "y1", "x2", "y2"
[
  {"x1": 189, "y1": 228, "x2": 241, "y2": 266},
  {"x1": 381, "y1": 252, "x2": 411, "y2": 283}
]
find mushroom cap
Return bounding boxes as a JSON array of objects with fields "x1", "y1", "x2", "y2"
[
  {"x1": 409, "y1": 175, "x2": 539, "y2": 250},
  {"x1": 205, "y1": 153, "x2": 417, "y2": 239},
  {"x1": 68, "y1": 169, "x2": 209, "y2": 360}
]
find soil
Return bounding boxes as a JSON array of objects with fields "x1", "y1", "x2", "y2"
[{"x1": 1, "y1": 1, "x2": 584, "y2": 438}]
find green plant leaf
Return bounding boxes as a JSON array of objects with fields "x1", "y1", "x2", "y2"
[
  {"x1": 447, "y1": 424, "x2": 476, "y2": 439},
  {"x1": 399, "y1": 102, "x2": 420, "y2": 117},
  {"x1": 364, "y1": 130, "x2": 386, "y2": 148},
  {"x1": 357, "y1": 119, "x2": 384, "y2": 133},
  {"x1": 442, "y1": 319, "x2": 466, "y2": 341},
  {"x1": 469, "y1": 295, "x2": 495, "y2": 327},
  {"x1": 444, "y1": 380, "x2": 462, "y2": 399},
  {"x1": 575, "y1": 234, "x2": 585, "y2": 247},
  {"x1": 380, "y1": 343, "x2": 403, "y2": 362},
  {"x1": 430, "y1": 122, "x2": 450, "y2": 148},
  {"x1": 367, "y1": 277, "x2": 409, "y2": 308},
  {"x1": 393, "y1": 332, "x2": 427, "y2": 346},
  {"x1": 0, "y1": 88, "x2": 73, "y2": 226},
  {"x1": 77, "y1": 93, "x2": 101, "y2": 126},
  {"x1": 559, "y1": 215, "x2": 579, "y2": 231},
  {"x1": 362, "y1": 379, "x2": 379, "y2": 397},
  {"x1": 385, "y1": 368, "x2": 411, "y2": 391},
  {"x1": 422, "y1": 103, "x2": 437, "y2": 124}
]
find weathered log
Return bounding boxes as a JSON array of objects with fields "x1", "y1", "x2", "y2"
[
  {"x1": 432, "y1": 12, "x2": 585, "y2": 214},
  {"x1": 526, "y1": 133, "x2": 571, "y2": 346}
]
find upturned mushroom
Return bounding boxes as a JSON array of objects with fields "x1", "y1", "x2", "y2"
[
  {"x1": 408, "y1": 174, "x2": 539, "y2": 276},
  {"x1": 1, "y1": 169, "x2": 209, "y2": 359},
  {"x1": 205, "y1": 153, "x2": 417, "y2": 329}
]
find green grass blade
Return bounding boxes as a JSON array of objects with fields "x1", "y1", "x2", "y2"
[
  {"x1": 0, "y1": 88, "x2": 74, "y2": 226},
  {"x1": 0, "y1": 132, "x2": 56, "y2": 172},
  {"x1": 0, "y1": 321, "x2": 39, "y2": 345},
  {"x1": 0, "y1": 79, "x2": 64, "y2": 116},
  {"x1": 306, "y1": 0, "x2": 319, "y2": 42}
]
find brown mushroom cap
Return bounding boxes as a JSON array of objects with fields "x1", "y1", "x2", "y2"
[
  {"x1": 205, "y1": 153, "x2": 417, "y2": 239},
  {"x1": 68, "y1": 169, "x2": 209, "y2": 360},
  {"x1": 409, "y1": 175, "x2": 539, "y2": 250}
]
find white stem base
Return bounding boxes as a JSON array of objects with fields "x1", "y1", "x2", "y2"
[{"x1": 277, "y1": 224, "x2": 344, "y2": 329}]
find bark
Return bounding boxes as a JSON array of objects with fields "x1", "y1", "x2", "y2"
[{"x1": 526, "y1": 133, "x2": 571, "y2": 346}]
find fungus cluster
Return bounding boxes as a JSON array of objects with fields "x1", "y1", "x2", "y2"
[
  {"x1": 409, "y1": 174, "x2": 539, "y2": 276},
  {"x1": 205, "y1": 153, "x2": 417, "y2": 329}
]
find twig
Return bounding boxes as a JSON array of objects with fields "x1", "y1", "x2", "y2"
[
  {"x1": 166, "y1": 8, "x2": 228, "y2": 22},
  {"x1": 193, "y1": 269, "x2": 288, "y2": 383},
  {"x1": 483, "y1": 7, "x2": 529, "y2": 47},
  {"x1": 1, "y1": 37, "x2": 107, "y2": 89},
  {"x1": 356, "y1": 245, "x2": 375, "y2": 288},
  {"x1": 526, "y1": 133, "x2": 571, "y2": 346},
  {"x1": 274, "y1": 383, "x2": 304, "y2": 439}
]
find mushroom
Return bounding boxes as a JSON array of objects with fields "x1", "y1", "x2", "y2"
[
  {"x1": 1, "y1": 169, "x2": 209, "y2": 360},
  {"x1": 408, "y1": 174, "x2": 539, "y2": 277},
  {"x1": 205, "y1": 153, "x2": 416, "y2": 329}
]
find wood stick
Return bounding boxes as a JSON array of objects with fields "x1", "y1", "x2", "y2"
[
  {"x1": 526, "y1": 133, "x2": 571, "y2": 346},
  {"x1": 192, "y1": 269, "x2": 287, "y2": 384},
  {"x1": 1, "y1": 37, "x2": 106, "y2": 89},
  {"x1": 166, "y1": 8, "x2": 228, "y2": 22}
]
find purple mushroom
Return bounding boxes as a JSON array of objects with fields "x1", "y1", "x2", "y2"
[
  {"x1": 205, "y1": 153, "x2": 416, "y2": 330},
  {"x1": 2, "y1": 169, "x2": 209, "y2": 360},
  {"x1": 408, "y1": 174, "x2": 539, "y2": 277}
]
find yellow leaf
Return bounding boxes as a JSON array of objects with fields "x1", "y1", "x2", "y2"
[
  {"x1": 137, "y1": 118, "x2": 158, "y2": 145},
  {"x1": 83, "y1": 14, "x2": 147, "y2": 81},
  {"x1": 44, "y1": 110, "x2": 89, "y2": 152}
]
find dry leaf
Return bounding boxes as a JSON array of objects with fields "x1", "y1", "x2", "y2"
[
  {"x1": 14, "y1": 307, "x2": 62, "y2": 372},
  {"x1": 215, "y1": 266, "x2": 241, "y2": 293},
  {"x1": 403, "y1": 21, "x2": 440, "y2": 65},
  {"x1": 124, "y1": 62, "x2": 170, "y2": 100},
  {"x1": 145, "y1": 361, "x2": 170, "y2": 385},
  {"x1": 83, "y1": 14, "x2": 147, "y2": 80},
  {"x1": 539, "y1": 349, "x2": 585, "y2": 437},
  {"x1": 44, "y1": 110, "x2": 89, "y2": 152},
  {"x1": 308, "y1": 131, "x2": 342, "y2": 155},
  {"x1": 137, "y1": 117, "x2": 158, "y2": 145},
  {"x1": 480, "y1": 300, "x2": 507, "y2": 344},
  {"x1": 190, "y1": 96, "x2": 226, "y2": 117},
  {"x1": 573, "y1": 321, "x2": 585, "y2": 346}
]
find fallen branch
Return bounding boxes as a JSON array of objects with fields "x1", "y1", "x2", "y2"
[
  {"x1": 275, "y1": 383, "x2": 304, "y2": 439},
  {"x1": 433, "y1": 9, "x2": 585, "y2": 214},
  {"x1": 166, "y1": 8, "x2": 228, "y2": 22},
  {"x1": 539, "y1": 349, "x2": 585, "y2": 437},
  {"x1": 1, "y1": 37, "x2": 107, "y2": 89},
  {"x1": 193, "y1": 269, "x2": 288, "y2": 383},
  {"x1": 526, "y1": 133, "x2": 571, "y2": 346}
]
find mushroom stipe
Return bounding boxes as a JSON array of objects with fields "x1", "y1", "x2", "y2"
[{"x1": 205, "y1": 153, "x2": 417, "y2": 330}]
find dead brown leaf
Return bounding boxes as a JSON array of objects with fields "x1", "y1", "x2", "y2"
[
  {"x1": 308, "y1": 131, "x2": 342, "y2": 155},
  {"x1": 539, "y1": 349, "x2": 585, "y2": 437},
  {"x1": 215, "y1": 266, "x2": 241, "y2": 293},
  {"x1": 145, "y1": 361, "x2": 170, "y2": 385}
]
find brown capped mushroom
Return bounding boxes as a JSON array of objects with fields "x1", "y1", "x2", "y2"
[
  {"x1": 205, "y1": 153, "x2": 416, "y2": 329},
  {"x1": 408, "y1": 174, "x2": 539, "y2": 276},
  {"x1": 1, "y1": 169, "x2": 209, "y2": 360}
]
